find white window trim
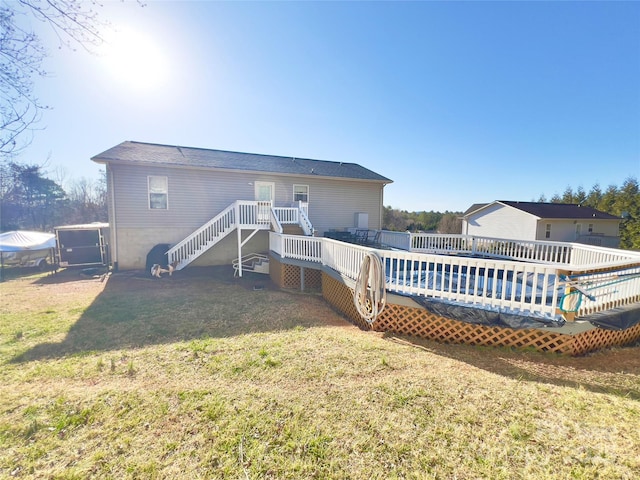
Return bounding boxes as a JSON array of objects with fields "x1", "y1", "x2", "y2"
[
  {"x1": 293, "y1": 184, "x2": 309, "y2": 203},
  {"x1": 148, "y1": 175, "x2": 169, "y2": 210}
]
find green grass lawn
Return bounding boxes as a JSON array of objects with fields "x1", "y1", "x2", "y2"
[{"x1": 1, "y1": 267, "x2": 639, "y2": 479}]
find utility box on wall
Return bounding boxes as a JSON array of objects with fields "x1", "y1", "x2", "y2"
[{"x1": 355, "y1": 212, "x2": 369, "y2": 229}]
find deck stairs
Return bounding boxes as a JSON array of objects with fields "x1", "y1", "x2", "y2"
[
  {"x1": 167, "y1": 200, "x2": 312, "y2": 272},
  {"x1": 233, "y1": 253, "x2": 270, "y2": 277},
  {"x1": 283, "y1": 225, "x2": 305, "y2": 235}
]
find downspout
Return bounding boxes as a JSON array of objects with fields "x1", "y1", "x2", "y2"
[
  {"x1": 379, "y1": 183, "x2": 386, "y2": 230},
  {"x1": 107, "y1": 165, "x2": 119, "y2": 271}
]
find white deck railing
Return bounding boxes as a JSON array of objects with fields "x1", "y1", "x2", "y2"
[
  {"x1": 407, "y1": 233, "x2": 640, "y2": 268},
  {"x1": 270, "y1": 232, "x2": 640, "y2": 320},
  {"x1": 379, "y1": 230, "x2": 411, "y2": 250},
  {"x1": 169, "y1": 201, "x2": 312, "y2": 271},
  {"x1": 168, "y1": 202, "x2": 237, "y2": 269},
  {"x1": 273, "y1": 207, "x2": 299, "y2": 224}
]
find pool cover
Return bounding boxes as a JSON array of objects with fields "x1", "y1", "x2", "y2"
[{"x1": 409, "y1": 295, "x2": 566, "y2": 329}]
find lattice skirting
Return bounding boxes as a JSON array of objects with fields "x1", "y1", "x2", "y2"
[
  {"x1": 269, "y1": 256, "x2": 322, "y2": 290},
  {"x1": 321, "y1": 272, "x2": 640, "y2": 356}
]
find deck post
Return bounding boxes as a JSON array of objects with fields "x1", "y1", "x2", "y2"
[
  {"x1": 300, "y1": 267, "x2": 305, "y2": 292},
  {"x1": 236, "y1": 204, "x2": 243, "y2": 277}
]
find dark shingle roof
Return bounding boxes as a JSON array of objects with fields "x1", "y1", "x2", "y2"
[
  {"x1": 463, "y1": 203, "x2": 488, "y2": 215},
  {"x1": 499, "y1": 201, "x2": 620, "y2": 220},
  {"x1": 92, "y1": 141, "x2": 392, "y2": 183}
]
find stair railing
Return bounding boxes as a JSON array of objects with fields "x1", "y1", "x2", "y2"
[
  {"x1": 167, "y1": 202, "x2": 237, "y2": 269},
  {"x1": 270, "y1": 207, "x2": 283, "y2": 234},
  {"x1": 299, "y1": 207, "x2": 314, "y2": 236}
]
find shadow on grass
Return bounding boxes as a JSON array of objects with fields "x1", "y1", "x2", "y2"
[
  {"x1": 11, "y1": 266, "x2": 335, "y2": 364},
  {"x1": 11, "y1": 265, "x2": 640, "y2": 400},
  {"x1": 33, "y1": 266, "x2": 110, "y2": 284},
  {"x1": 384, "y1": 332, "x2": 640, "y2": 400}
]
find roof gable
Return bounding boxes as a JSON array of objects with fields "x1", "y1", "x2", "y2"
[{"x1": 92, "y1": 141, "x2": 392, "y2": 183}]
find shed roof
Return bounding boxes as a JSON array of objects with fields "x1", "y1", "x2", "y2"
[
  {"x1": 92, "y1": 141, "x2": 392, "y2": 183},
  {"x1": 465, "y1": 200, "x2": 620, "y2": 220}
]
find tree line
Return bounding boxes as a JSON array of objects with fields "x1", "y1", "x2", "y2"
[
  {"x1": 0, "y1": 161, "x2": 107, "y2": 232},
  {"x1": 539, "y1": 177, "x2": 639, "y2": 250},
  {"x1": 383, "y1": 208, "x2": 463, "y2": 234},
  {"x1": 382, "y1": 177, "x2": 639, "y2": 250}
]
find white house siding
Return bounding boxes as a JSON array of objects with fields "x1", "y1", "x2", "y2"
[
  {"x1": 535, "y1": 219, "x2": 620, "y2": 242},
  {"x1": 464, "y1": 204, "x2": 536, "y2": 240},
  {"x1": 109, "y1": 163, "x2": 384, "y2": 269},
  {"x1": 577, "y1": 220, "x2": 619, "y2": 238},
  {"x1": 535, "y1": 220, "x2": 575, "y2": 242}
]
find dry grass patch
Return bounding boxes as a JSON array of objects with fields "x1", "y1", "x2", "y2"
[{"x1": 1, "y1": 267, "x2": 639, "y2": 479}]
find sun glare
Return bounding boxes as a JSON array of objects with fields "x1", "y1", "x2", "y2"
[{"x1": 101, "y1": 27, "x2": 169, "y2": 92}]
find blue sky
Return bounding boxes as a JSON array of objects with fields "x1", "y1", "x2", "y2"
[{"x1": 20, "y1": 1, "x2": 640, "y2": 212}]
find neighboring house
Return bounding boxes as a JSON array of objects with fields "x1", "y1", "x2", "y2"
[
  {"x1": 462, "y1": 201, "x2": 621, "y2": 247},
  {"x1": 92, "y1": 141, "x2": 392, "y2": 270}
]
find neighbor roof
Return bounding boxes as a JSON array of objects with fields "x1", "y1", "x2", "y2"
[
  {"x1": 463, "y1": 203, "x2": 488, "y2": 216},
  {"x1": 466, "y1": 200, "x2": 620, "y2": 220},
  {"x1": 92, "y1": 141, "x2": 392, "y2": 183}
]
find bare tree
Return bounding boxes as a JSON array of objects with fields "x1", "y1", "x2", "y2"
[
  {"x1": 1, "y1": 0, "x2": 105, "y2": 158},
  {"x1": 437, "y1": 213, "x2": 462, "y2": 234},
  {"x1": 65, "y1": 174, "x2": 106, "y2": 224},
  {"x1": 0, "y1": 6, "x2": 47, "y2": 156}
]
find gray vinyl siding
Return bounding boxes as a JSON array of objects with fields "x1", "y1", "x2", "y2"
[
  {"x1": 109, "y1": 163, "x2": 385, "y2": 269},
  {"x1": 111, "y1": 164, "x2": 383, "y2": 230},
  {"x1": 112, "y1": 164, "x2": 254, "y2": 228},
  {"x1": 305, "y1": 179, "x2": 383, "y2": 234}
]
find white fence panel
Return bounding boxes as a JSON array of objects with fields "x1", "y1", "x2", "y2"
[
  {"x1": 379, "y1": 231, "x2": 410, "y2": 250},
  {"x1": 271, "y1": 232, "x2": 639, "y2": 320},
  {"x1": 282, "y1": 236, "x2": 323, "y2": 262},
  {"x1": 273, "y1": 207, "x2": 299, "y2": 224}
]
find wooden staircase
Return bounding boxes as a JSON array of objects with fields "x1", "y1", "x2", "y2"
[
  {"x1": 283, "y1": 225, "x2": 305, "y2": 235},
  {"x1": 166, "y1": 201, "x2": 313, "y2": 274},
  {"x1": 167, "y1": 202, "x2": 239, "y2": 270}
]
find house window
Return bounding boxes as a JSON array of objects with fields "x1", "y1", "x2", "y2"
[
  {"x1": 588, "y1": 223, "x2": 593, "y2": 234},
  {"x1": 293, "y1": 185, "x2": 309, "y2": 203},
  {"x1": 148, "y1": 176, "x2": 168, "y2": 209},
  {"x1": 545, "y1": 224, "x2": 551, "y2": 239}
]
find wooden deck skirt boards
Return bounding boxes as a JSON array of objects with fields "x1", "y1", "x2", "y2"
[{"x1": 270, "y1": 256, "x2": 640, "y2": 356}]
